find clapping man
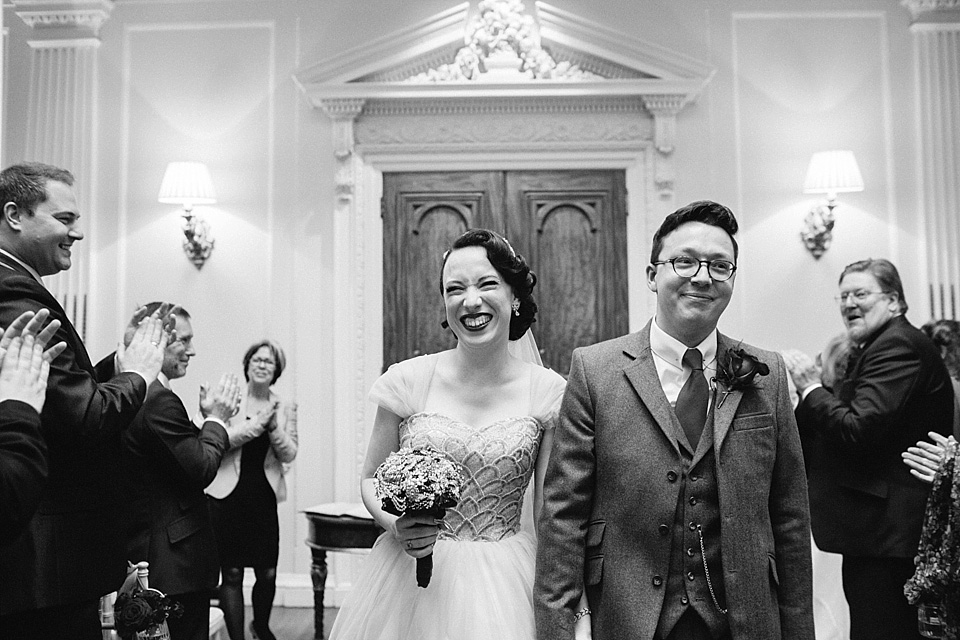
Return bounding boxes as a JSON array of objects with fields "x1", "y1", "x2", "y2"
[
  {"x1": 786, "y1": 258, "x2": 954, "y2": 640},
  {"x1": 536, "y1": 201, "x2": 814, "y2": 640},
  {"x1": 99, "y1": 302, "x2": 241, "y2": 640},
  {"x1": 0, "y1": 309, "x2": 66, "y2": 543},
  {"x1": 0, "y1": 162, "x2": 167, "y2": 639}
]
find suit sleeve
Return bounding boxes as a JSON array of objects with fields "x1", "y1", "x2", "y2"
[
  {"x1": 769, "y1": 354, "x2": 816, "y2": 639},
  {"x1": 140, "y1": 389, "x2": 229, "y2": 490},
  {"x1": 0, "y1": 400, "x2": 48, "y2": 545},
  {"x1": 798, "y1": 331, "x2": 927, "y2": 449},
  {"x1": 0, "y1": 277, "x2": 146, "y2": 440},
  {"x1": 534, "y1": 348, "x2": 595, "y2": 640}
]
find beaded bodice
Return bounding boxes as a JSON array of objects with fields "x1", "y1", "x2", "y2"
[{"x1": 399, "y1": 412, "x2": 543, "y2": 542}]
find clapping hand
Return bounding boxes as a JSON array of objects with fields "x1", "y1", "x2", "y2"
[
  {"x1": 781, "y1": 349, "x2": 821, "y2": 394},
  {"x1": 117, "y1": 305, "x2": 171, "y2": 383},
  {"x1": 0, "y1": 309, "x2": 68, "y2": 412},
  {"x1": 903, "y1": 431, "x2": 956, "y2": 484},
  {"x1": 199, "y1": 373, "x2": 243, "y2": 422}
]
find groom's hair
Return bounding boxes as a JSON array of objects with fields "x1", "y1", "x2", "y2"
[{"x1": 649, "y1": 200, "x2": 739, "y2": 264}]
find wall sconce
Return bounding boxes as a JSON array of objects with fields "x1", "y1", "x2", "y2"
[
  {"x1": 157, "y1": 162, "x2": 217, "y2": 269},
  {"x1": 801, "y1": 150, "x2": 864, "y2": 259}
]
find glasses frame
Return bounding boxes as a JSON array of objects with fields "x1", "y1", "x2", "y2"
[
  {"x1": 834, "y1": 290, "x2": 885, "y2": 305},
  {"x1": 651, "y1": 256, "x2": 738, "y2": 282}
]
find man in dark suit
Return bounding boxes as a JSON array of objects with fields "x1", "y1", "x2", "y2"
[
  {"x1": 0, "y1": 162, "x2": 167, "y2": 639},
  {"x1": 0, "y1": 309, "x2": 65, "y2": 544},
  {"x1": 535, "y1": 201, "x2": 814, "y2": 640},
  {"x1": 102, "y1": 303, "x2": 240, "y2": 640},
  {"x1": 786, "y1": 258, "x2": 954, "y2": 640}
]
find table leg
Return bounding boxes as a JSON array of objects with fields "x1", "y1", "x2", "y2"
[{"x1": 310, "y1": 548, "x2": 329, "y2": 639}]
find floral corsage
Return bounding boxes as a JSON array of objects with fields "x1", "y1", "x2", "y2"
[{"x1": 713, "y1": 345, "x2": 770, "y2": 408}]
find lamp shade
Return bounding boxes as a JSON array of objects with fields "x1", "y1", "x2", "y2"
[
  {"x1": 803, "y1": 150, "x2": 864, "y2": 196},
  {"x1": 158, "y1": 162, "x2": 217, "y2": 207}
]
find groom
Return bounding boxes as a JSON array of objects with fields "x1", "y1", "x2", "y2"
[{"x1": 535, "y1": 201, "x2": 814, "y2": 640}]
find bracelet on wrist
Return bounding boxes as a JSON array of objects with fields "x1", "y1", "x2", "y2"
[{"x1": 574, "y1": 607, "x2": 591, "y2": 622}]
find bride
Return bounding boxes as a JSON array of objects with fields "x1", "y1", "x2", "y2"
[{"x1": 329, "y1": 229, "x2": 589, "y2": 640}]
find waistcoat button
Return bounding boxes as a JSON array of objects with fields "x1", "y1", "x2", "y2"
[
  {"x1": 659, "y1": 524, "x2": 669, "y2": 536},
  {"x1": 667, "y1": 470, "x2": 678, "y2": 482},
  {"x1": 681, "y1": 595, "x2": 689, "y2": 605},
  {"x1": 687, "y1": 571, "x2": 695, "y2": 581},
  {"x1": 653, "y1": 575, "x2": 664, "y2": 587}
]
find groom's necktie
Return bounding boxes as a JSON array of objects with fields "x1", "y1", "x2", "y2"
[{"x1": 675, "y1": 348, "x2": 708, "y2": 448}]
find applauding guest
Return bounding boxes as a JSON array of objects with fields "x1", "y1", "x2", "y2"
[
  {"x1": 206, "y1": 340, "x2": 297, "y2": 640},
  {"x1": 0, "y1": 309, "x2": 65, "y2": 543},
  {"x1": 788, "y1": 258, "x2": 954, "y2": 640},
  {"x1": 98, "y1": 303, "x2": 240, "y2": 640},
  {"x1": 0, "y1": 162, "x2": 167, "y2": 639}
]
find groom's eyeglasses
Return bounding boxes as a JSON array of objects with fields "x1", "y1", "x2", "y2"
[{"x1": 652, "y1": 256, "x2": 737, "y2": 282}]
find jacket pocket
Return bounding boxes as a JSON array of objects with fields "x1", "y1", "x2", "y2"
[
  {"x1": 167, "y1": 513, "x2": 202, "y2": 544},
  {"x1": 732, "y1": 413, "x2": 773, "y2": 431},
  {"x1": 584, "y1": 520, "x2": 605, "y2": 586},
  {"x1": 768, "y1": 552, "x2": 780, "y2": 587}
]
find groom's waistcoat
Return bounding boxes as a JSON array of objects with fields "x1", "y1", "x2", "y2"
[{"x1": 656, "y1": 411, "x2": 728, "y2": 638}]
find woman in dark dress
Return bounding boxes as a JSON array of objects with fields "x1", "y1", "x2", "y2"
[{"x1": 206, "y1": 340, "x2": 298, "y2": 640}]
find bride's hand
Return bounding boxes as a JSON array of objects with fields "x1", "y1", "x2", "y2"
[
  {"x1": 392, "y1": 512, "x2": 440, "y2": 559},
  {"x1": 574, "y1": 614, "x2": 592, "y2": 640}
]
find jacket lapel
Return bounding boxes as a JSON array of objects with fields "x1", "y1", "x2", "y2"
[
  {"x1": 623, "y1": 322, "x2": 682, "y2": 455},
  {"x1": 713, "y1": 332, "x2": 743, "y2": 452}
]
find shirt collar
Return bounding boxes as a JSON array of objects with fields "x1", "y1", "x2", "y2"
[
  {"x1": 0, "y1": 248, "x2": 43, "y2": 284},
  {"x1": 157, "y1": 372, "x2": 171, "y2": 389},
  {"x1": 650, "y1": 317, "x2": 717, "y2": 370}
]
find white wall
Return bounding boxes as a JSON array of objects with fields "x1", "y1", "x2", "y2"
[{"x1": 0, "y1": 0, "x2": 932, "y2": 602}]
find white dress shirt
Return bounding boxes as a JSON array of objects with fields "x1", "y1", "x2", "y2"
[{"x1": 649, "y1": 317, "x2": 717, "y2": 409}]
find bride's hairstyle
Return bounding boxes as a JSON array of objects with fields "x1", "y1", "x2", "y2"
[{"x1": 440, "y1": 228, "x2": 538, "y2": 340}]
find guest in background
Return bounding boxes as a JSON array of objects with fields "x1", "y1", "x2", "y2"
[
  {"x1": 98, "y1": 303, "x2": 241, "y2": 640},
  {"x1": 0, "y1": 309, "x2": 65, "y2": 543},
  {"x1": 206, "y1": 340, "x2": 298, "y2": 640},
  {"x1": 921, "y1": 319, "x2": 960, "y2": 437},
  {"x1": 0, "y1": 161, "x2": 167, "y2": 640},
  {"x1": 787, "y1": 258, "x2": 955, "y2": 640}
]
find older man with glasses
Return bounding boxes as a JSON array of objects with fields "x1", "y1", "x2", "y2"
[{"x1": 785, "y1": 258, "x2": 955, "y2": 640}]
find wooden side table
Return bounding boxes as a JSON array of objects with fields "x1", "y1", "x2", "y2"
[{"x1": 302, "y1": 503, "x2": 382, "y2": 639}]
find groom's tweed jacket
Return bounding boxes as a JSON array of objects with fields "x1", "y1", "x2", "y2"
[{"x1": 534, "y1": 322, "x2": 814, "y2": 640}]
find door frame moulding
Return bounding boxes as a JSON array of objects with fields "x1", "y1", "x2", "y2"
[{"x1": 294, "y1": 1, "x2": 713, "y2": 604}]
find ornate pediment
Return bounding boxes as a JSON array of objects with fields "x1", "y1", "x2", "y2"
[{"x1": 294, "y1": 1, "x2": 713, "y2": 104}]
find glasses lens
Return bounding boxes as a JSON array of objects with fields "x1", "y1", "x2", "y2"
[
  {"x1": 708, "y1": 261, "x2": 734, "y2": 281},
  {"x1": 671, "y1": 257, "x2": 698, "y2": 277}
]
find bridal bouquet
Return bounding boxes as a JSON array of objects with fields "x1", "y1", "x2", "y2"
[{"x1": 375, "y1": 446, "x2": 464, "y2": 587}]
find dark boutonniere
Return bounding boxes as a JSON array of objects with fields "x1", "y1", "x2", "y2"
[{"x1": 713, "y1": 345, "x2": 770, "y2": 408}]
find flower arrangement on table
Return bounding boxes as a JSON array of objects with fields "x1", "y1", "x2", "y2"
[
  {"x1": 905, "y1": 439, "x2": 960, "y2": 640},
  {"x1": 114, "y1": 585, "x2": 183, "y2": 640},
  {"x1": 712, "y1": 346, "x2": 770, "y2": 408},
  {"x1": 374, "y1": 446, "x2": 464, "y2": 587}
]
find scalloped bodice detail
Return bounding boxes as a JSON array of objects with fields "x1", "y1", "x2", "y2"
[{"x1": 399, "y1": 412, "x2": 543, "y2": 542}]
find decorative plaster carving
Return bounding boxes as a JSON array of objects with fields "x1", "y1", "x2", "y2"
[
  {"x1": 406, "y1": 0, "x2": 601, "y2": 82},
  {"x1": 14, "y1": 0, "x2": 114, "y2": 37},
  {"x1": 320, "y1": 99, "x2": 366, "y2": 159},
  {"x1": 902, "y1": 0, "x2": 960, "y2": 18},
  {"x1": 641, "y1": 94, "x2": 689, "y2": 155}
]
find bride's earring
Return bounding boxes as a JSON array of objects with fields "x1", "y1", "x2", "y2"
[{"x1": 511, "y1": 299, "x2": 521, "y2": 316}]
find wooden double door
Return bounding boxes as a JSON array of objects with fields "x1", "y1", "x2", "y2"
[{"x1": 383, "y1": 170, "x2": 629, "y2": 375}]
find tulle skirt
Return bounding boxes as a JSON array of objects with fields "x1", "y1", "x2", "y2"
[{"x1": 329, "y1": 531, "x2": 537, "y2": 640}]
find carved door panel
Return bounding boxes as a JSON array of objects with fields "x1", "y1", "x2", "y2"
[
  {"x1": 383, "y1": 170, "x2": 628, "y2": 374},
  {"x1": 382, "y1": 172, "x2": 505, "y2": 369},
  {"x1": 507, "y1": 171, "x2": 628, "y2": 375}
]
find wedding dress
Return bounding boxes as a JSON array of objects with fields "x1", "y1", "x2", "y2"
[{"x1": 329, "y1": 352, "x2": 566, "y2": 640}]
